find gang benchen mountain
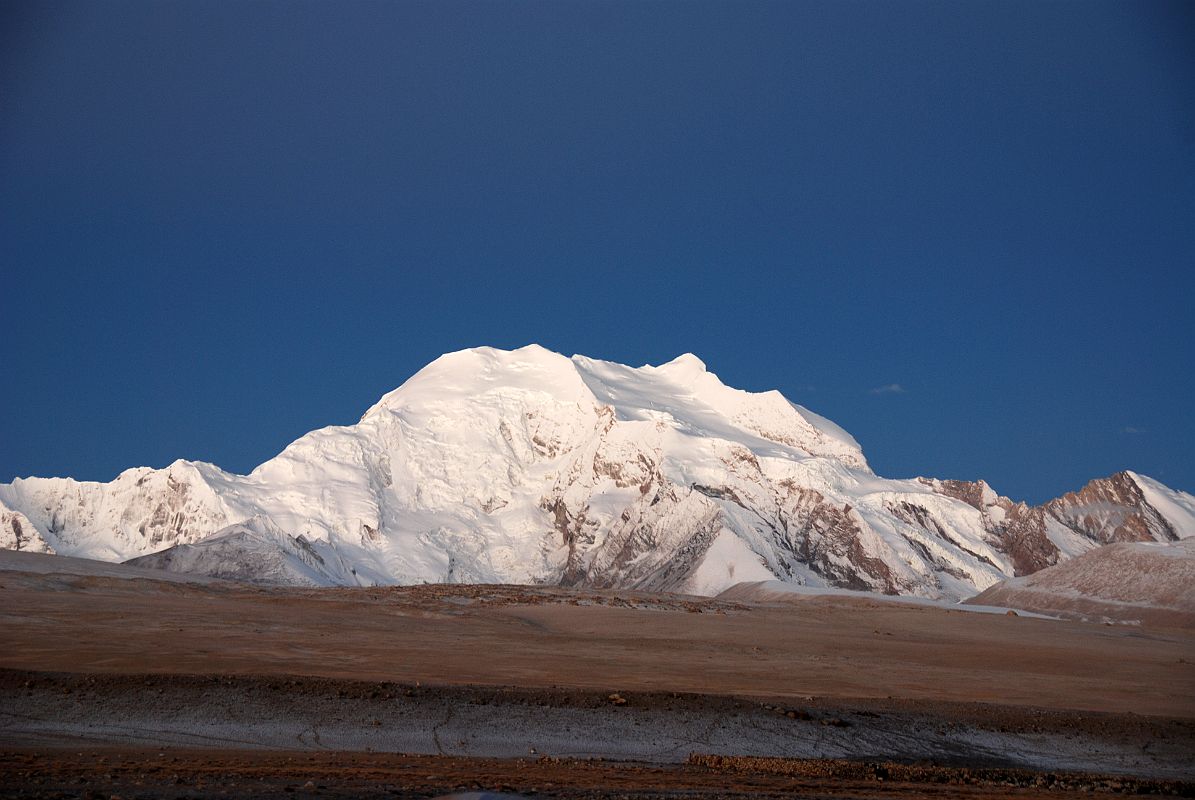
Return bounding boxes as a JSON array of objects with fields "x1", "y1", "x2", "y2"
[{"x1": 2, "y1": 346, "x2": 1192, "y2": 598}]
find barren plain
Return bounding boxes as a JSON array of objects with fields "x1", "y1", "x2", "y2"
[{"x1": 1, "y1": 551, "x2": 1192, "y2": 798}]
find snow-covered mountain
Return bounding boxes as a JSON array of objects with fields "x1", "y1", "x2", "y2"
[{"x1": 2, "y1": 345, "x2": 1192, "y2": 598}]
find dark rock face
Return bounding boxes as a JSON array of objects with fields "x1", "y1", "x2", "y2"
[
  {"x1": 780, "y1": 486, "x2": 891, "y2": 593},
  {"x1": 1043, "y1": 472, "x2": 1178, "y2": 544},
  {"x1": 921, "y1": 472, "x2": 1182, "y2": 577}
]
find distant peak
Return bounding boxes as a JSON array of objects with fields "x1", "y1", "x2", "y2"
[
  {"x1": 429, "y1": 344, "x2": 573, "y2": 371},
  {"x1": 465, "y1": 343, "x2": 555, "y2": 357},
  {"x1": 657, "y1": 353, "x2": 707, "y2": 373},
  {"x1": 514, "y1": 343, "x2": 553, "y2": 355}
]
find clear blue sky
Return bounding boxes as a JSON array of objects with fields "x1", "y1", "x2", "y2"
[{"x1": 2, "y1": 0, "x2": 1192, "y2": 503}]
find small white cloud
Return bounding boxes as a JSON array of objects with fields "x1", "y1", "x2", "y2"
[
  {"x1": 1121, "y1": 426, "x2": 1146, "y2": 435},
  {"x1": 870, "y1": 383, "x2": 906, "y2": 395}
]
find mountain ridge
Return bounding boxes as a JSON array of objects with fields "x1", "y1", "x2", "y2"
[{"x1": 2, "y1": 345, "x2": 1192, "y2": 597}]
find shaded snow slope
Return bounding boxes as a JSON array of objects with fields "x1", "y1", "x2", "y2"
[
  {"x1": 718, "y1": 580, "x2": 1058, "y2": 619},
  {"x1": 3, "y1": 345, "x2": 1192, "y2": 597},
  {"x1": 124, "y1": 516, "x2": 346, "y2": 586},
  {"x1": 0, "y1": 548, "x2": 225, "y2": 585},
  {"x1": 966, "y1": 539, "x2": 1195, "y2": 627}
]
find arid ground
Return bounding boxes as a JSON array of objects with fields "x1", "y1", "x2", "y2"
[{"x1": 1, "y1": 552, "x2": 1192, "y2": 798}]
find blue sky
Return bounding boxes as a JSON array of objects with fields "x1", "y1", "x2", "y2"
[{"x1": 2, "y1": 0, "x2": 1192, "y2": 503}]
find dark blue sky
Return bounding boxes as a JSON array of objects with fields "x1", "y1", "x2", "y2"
[{"x1": 2, "y1": 0, "x2": 1193, "y2": 503}]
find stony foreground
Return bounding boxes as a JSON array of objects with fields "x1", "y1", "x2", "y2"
[{"x1": 4, "y1": 748, "x2": 1193, "y2": 800}]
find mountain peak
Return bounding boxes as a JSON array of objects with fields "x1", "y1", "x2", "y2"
[{"x1": 656, "y1": 352, "x2": 708, "y2": 373}]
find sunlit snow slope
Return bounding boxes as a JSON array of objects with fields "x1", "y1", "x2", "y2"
[{"x1": 2, "y1": 345, "x2": 1192, "y2": 598}]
